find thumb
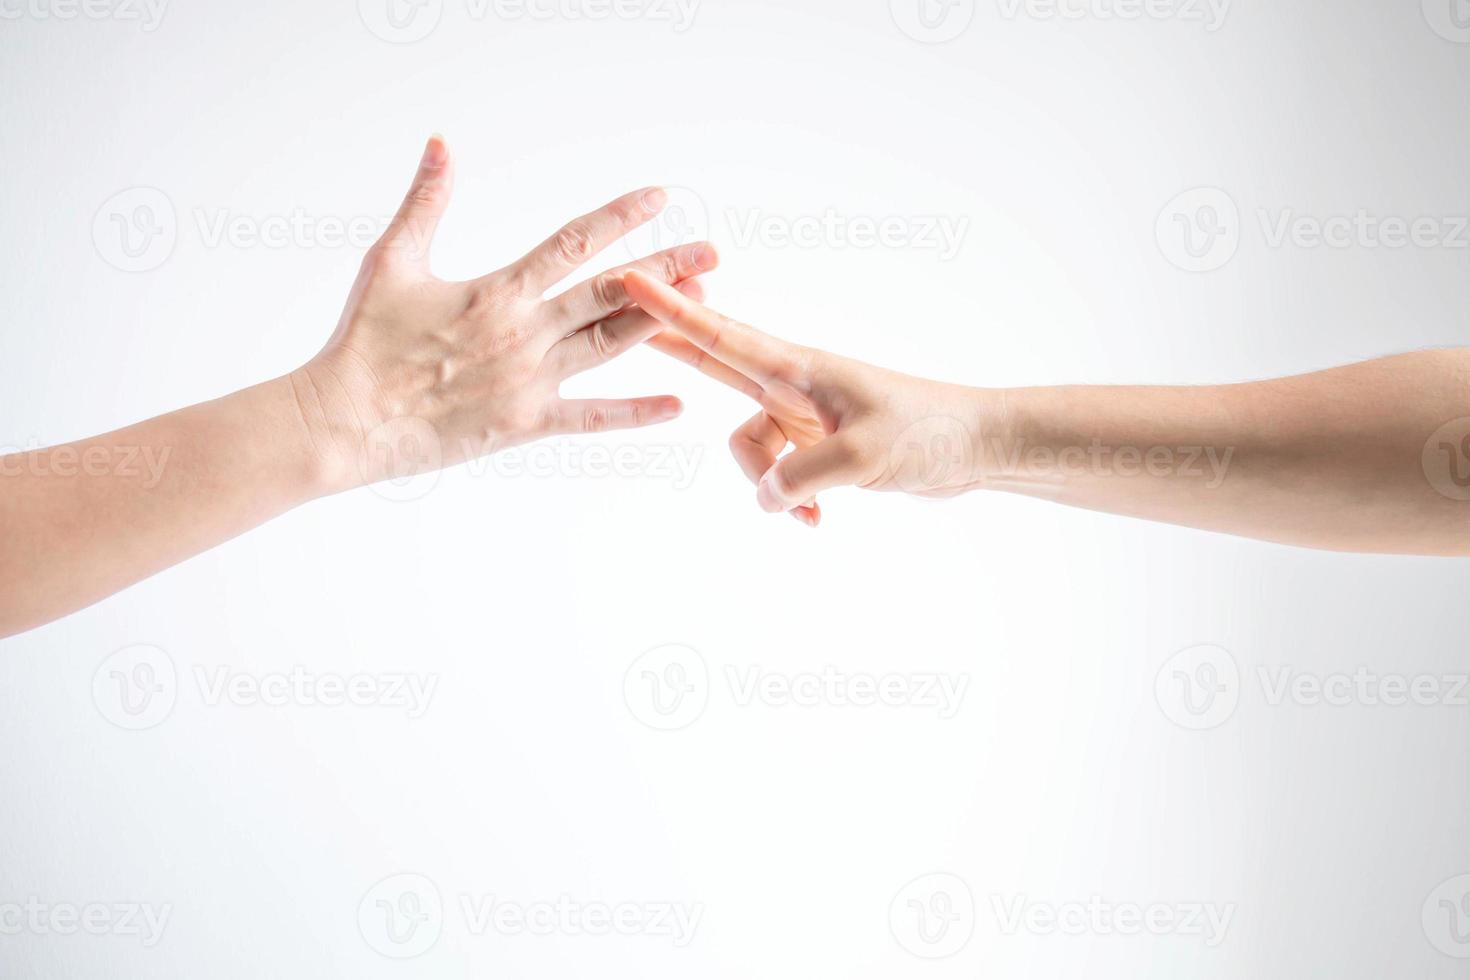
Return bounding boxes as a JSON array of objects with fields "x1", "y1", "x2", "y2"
[
  {"x1": 756, "y1": 435, "x2": 870, "y2": 514},
  {"x1": 380, "y1": 134, "x2": 453, "y2": 268}
]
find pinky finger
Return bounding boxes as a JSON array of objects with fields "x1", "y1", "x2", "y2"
[{"x1": 547, "y1": 396, "x2": 683, "y2": 435}]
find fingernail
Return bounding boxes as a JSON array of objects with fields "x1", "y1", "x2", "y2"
[
  {"x1": 654, "y1": 398, "x2": 682, "y2": 421},
  {"x1": 693, "y1": 243, "x2": 718, "y2": 271},
  {"x1": 756, "y1": 475, "x2": 783, "y2": 514},
  {"x1": 421, "y1": 134, "x2": 447, "y2": 169},
  {"x1": 642, "y1": 187, "x2": 668, "y2": 214}
]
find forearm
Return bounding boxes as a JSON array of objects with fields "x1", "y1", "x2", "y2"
[
  {"x1": 981, "y1": 350, "x2": 1470, "y2": 555},
  {"x1": 0, "y1": 375, "x2": 331, "y2": 637}
]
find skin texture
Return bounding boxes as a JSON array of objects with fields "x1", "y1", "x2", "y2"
[
  {"x1": 625, "y1": 269, "x2": 1470, "y2": 555},
  {"x1": 0, "y1": 137, "x2": 713, "y2": 638}
]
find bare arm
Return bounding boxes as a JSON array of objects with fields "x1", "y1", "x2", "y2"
[
  {"x1": 990, "y1": 351, "x2": 1470, "y2": 554},
  {"x1": 0, "y1": 137, "x2": 717, "y2": 638},
  {"x1": 625, "y1": 270, "x2": 1470, "y2": 556},
  {"x1": 0, "y1": 379, "x2": 327, "y2": 636}
]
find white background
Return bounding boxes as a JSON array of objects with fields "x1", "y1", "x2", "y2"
[{"x1": 3, "y1": 0, "x2": 1470, "y2": 976}]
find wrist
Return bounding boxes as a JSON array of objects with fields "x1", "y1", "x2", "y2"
[
  {"x1": 965, "y1": 386, "x2": 1016, "y2": 492},
  {"x1": 281, "y1": 366, "x2": 372, "y2": 498}
]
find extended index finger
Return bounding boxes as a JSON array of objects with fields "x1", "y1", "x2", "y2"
[
  {"x1": 623, "y1": 269, "x2": 802, "y2": 385},
  {"x1": 509, "y1": 188, "x2": 668, "y2": 293}
]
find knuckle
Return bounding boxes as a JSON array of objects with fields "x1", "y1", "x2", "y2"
[
  {"x1": 582, "y1": 406, "x2": 610, "y2": 433},
  {"x1": 660, "y1": 250, "x2": 682, "y2": 281},
  {"x1": 590, "y1": 272, "x2": 625, "y2": 312},
  {"x1": 766, "y1": 463, "x2": 794, "y2": 498},
  {"x1": 588, "y1": 321, "x2": 619, "y2": 361},
  {"x1": 406, "y1": 182, "x2": 439, "y2": 210},
  {"x1": 610, "y1": 199, "x2": 639, "y2": 227},
  {"x1": 554, "y1": 223, "x2": 594, "y2": 264}
]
